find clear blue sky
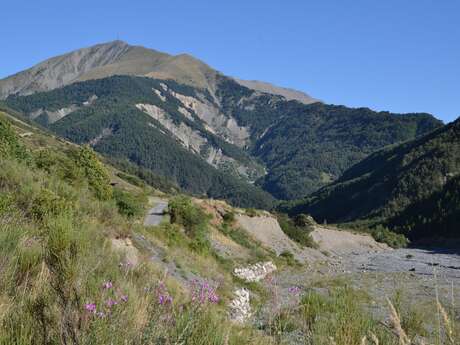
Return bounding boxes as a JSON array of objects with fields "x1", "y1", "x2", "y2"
[{"x1": 2, "y1": 0, "x2": 459, "y2": 122}]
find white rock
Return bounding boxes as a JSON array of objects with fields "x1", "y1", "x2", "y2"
[
  {"x1": 229, "y1": 288, "x2": 251, "y2": 323},
  {"x1": 233, "y1": 261, "x2": 277, "y2": 282}
]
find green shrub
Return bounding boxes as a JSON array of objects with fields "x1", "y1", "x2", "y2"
[
  {"x1": 116, "y1": 171, "x2": 146, "y2": 188},
  {"x1": 219, "y1": 223, "x2": 254, "y2": 249},
  {"x1": 169, "y1": 196, "x2": 211, "y2": 253},
  {"x1": 35, "y1": 148, "x2": 82, "y2": 182},
  {"x1": 31, "y1": 188, "x2": 71, "y2": 222},
  {"x1": 222, "y1": 211, "x2": 235, "y2": 224},
  {"x1": 293, "y1": 213, "x2": 316, "y2": 228},
  {"x1": 371, "y1": 225, "x2": 409, "y2": 248},
  {"x1": 113, "y1": 189, "x2": 147, "y2": 218},
  {"x1": 277, "y1": 213, "x2": 317, "y2": 248},
  {"x1": 0, "y1": 115, "x2": 30, "y2": 161},
  {"x1": 279, "y1": 250, "x2": 297, "y2": 266},
  {"x1": 75, "y1": 146, "x2": 112, "y2": 200},
  {"x1": 245, "y1": 208, "x2": 258, "y2": 217}
]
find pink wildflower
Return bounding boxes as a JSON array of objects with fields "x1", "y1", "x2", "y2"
[
  {"x1": 158, "y1": 294, "x2": 173, "y2": 305},
  {"x1": 102, "y1": 281, "x2": 113, "y2": 289},
  {"x1": 288, "y1": 286, "x2": 302, "y2": 294},
  {"x1": 190, "y1": 280, "x2": 220, "y2": 305},
  {"x1": 156, "y1": 280, "x2": 173, "y2": 306},
  {"x1": 106, "y1": 298, "x2": 118, "y2": 307},
  {"x1": 85, "y1": 303, "x2": 96, "y2": 313}
]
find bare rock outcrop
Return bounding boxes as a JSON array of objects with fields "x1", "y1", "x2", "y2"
[
  {"x1": 233, "y1": 261, "x2": 277, "y2": 282},
  {"x1": 228, "y1": 288, "x2": 251, "y2": 323}
]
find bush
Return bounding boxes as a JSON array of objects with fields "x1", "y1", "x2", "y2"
[
  {"x1": 278, "y1": 214, "x2": 317, "y2": 248},
  {"x1": 371, "y1": 225, "x2": 409, "y2": 248},
  {"x1": 218, "y1": 222, "x2": 256, "y2": 250},
  {"x1": 222, "y1": 211, "x2": 235, "y2": 224},
  {"x1": 168, "y1": 196, "x2": 211, "y2": 253},
  {"x1": 279, "y1": 250, "x2": 297, "y2": 266},
  {"x1": 35, "y1": 148, "x2": 82, "y2": 182},
  {"x1": 0, "y1": 115, "x2": 30, "y2": 161},
  {"x1": 116, "y1": 171, "x2": 146, "y2": 188},
  {"x1": 76, "y1": 146, "x2": 113, "y2": 200},
  {"x1": 31, "y1": 188, "x2": 71, "y2": 222},
  {"x1": 113, "y1": 189, "x2": 147, "y2": 218},
  {"x1": 245, "y1": 208, "x2": 258, "y2": 217}
]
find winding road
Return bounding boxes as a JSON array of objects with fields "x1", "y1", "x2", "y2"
[{"x1": 144, "y1": 199, "x2": 168, "y2": 226}]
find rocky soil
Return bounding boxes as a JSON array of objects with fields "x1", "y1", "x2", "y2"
[{"x1": 140, "y1": 198, "x2": 460, "y2": 329}]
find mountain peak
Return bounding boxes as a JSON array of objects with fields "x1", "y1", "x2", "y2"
[{"x1": 0, "y1": 41, "x2": 318, "y2": 104}]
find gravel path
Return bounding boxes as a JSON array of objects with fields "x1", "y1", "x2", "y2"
[{"x1": 144, "y1": 199, "x2": 168, "y2": 226}]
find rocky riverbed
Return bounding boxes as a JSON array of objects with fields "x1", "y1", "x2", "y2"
[{"x1": 345, "y1": 247, "x2": 460, "y2": 281}]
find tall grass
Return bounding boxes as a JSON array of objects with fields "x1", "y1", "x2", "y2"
[{"x1": 0, "y1": 118, "x2": 265, "y2": 344}]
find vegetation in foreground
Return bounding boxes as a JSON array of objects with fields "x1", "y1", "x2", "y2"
[
  {"x1": 0, "y1": 115, "x2": 265, "y2": 344},
  {"x1": 1, "y1": 112, "x2": 458, "y2": 345}
]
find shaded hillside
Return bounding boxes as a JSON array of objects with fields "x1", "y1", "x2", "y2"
[
  {"x1": 282, "y1": 118, "x2": 460, "y2": 240},
  {"x1": 389, "y1": 174, "x2": 460, "y2": 241}
]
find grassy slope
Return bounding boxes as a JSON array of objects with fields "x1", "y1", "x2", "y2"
[{"x1": 0, "y1": 111, "x2": 270, "y2": 344}]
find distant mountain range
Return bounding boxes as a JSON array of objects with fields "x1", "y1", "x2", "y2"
[
  {"x1": 283, "y1": 118, "x2": 460, "y2": 241},
  {"x1": 0, "y1": 41, "x2": 443, "y2": 207}
]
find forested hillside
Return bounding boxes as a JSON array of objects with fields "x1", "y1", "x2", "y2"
[
  {"x1": 6, "y1": 74, "x2": 442, "y2": 206},
  {"x1": 5, "y1": 76, "x2": 273, "y2": 209},
  {"x1": 215, "y1": 77, "x2": 443, "y2": 199},
  {"x1": 282, "y1": 118, "x2": 460, "y2": 241}
]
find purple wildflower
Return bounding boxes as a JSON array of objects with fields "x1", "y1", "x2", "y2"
[
  {"x1": 102, "y1": 281, "x2": 113, "y2": 289},
  {"x1": 156, "y1": 280, "x2": 173, "y2": 306},
  {"x1": 288, "y1": 286, "x2": 302, "y2": 295},
  {"x1": 121, "y1": 295, "x2": 129, "y2": 302},
  {"x1": 106, "y1": 298, "x2": 118, "y2": 307},
  {"x1": 190, "y1": 280, "x2": 220, "y2": 305},
  {"x1": 85, "y1": 303, "x2": 97, "y2": 313},
  {"x1": 158, "y1": 294, "x2": 173, "y2": 305}
]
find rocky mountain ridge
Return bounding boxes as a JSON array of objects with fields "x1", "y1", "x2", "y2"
[{"x1": 0, "y1": 40, "x2": 318, "y2": 104}]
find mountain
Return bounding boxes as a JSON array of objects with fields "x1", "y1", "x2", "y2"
[
  {"x1": 0, "y1": 40, "x2": 316, "y2": 104},
  {"x1": 282, "y1": 118, "x2": 460, "y2": 241},
  {"x1": 1, "y1": 41, "x2": 443, "y2": 203}
]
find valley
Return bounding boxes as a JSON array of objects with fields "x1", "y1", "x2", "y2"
[{"x1": 0, "y1": 39, "x2": 459, "y2": 345}]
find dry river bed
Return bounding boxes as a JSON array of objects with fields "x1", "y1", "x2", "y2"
[{"x1": 264, "y1": 247, "x2": 460, "y2": 325}]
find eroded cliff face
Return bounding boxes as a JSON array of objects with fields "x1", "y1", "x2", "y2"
[{"x1": 135, "y1": 102, "x2": 257, "y2": 181}]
